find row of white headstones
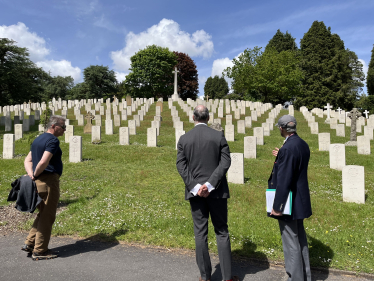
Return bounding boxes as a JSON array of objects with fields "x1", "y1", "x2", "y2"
[{"x1": 1, "y1": 99, "x2": 367, "y2": 204}]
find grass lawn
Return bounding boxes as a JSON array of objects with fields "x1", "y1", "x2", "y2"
[{"x1": 1, "y1": 101, "x2": 373, "y2": 273}]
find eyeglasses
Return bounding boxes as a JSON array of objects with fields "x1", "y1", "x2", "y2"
[{"x1": 56, "y1": 124, "x2": 66, "y2": 130}]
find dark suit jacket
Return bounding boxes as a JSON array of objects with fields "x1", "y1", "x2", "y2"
[
  {"x1": 176, "y1": 124, "x2": 231, "y2": 200},
  {"x1": 268, "y1": 133, "x2": 312, "y2": 220}
]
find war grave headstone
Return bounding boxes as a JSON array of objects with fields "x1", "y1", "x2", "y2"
[
  {"x1": 318, "y1": 133, "x2": 330, "y2": 151},
  {"x1": 357, "y1": 136, "x2": 370, "y2": 155},
  {"x1": 133, "y1": 115, "x2": 140, "y2": 127},
  {"x1": 22, "y1": 118, "x2": 30, "y2": 132},
  {"x1": 65, "y1": 125, "x2": 74, "y2": 143},
  {"x1": 342, "y1": 165, "x2": 365, "y2": 204},
  {"x1": 119, "y1": 127, "x2": 129, "y2": 145},
  {"x1": 251, "y1": 111, "x2": 257, "y2": 122},
  {"x1": 225, "y1": 124, "x2": 235, "y2": 142},
  {"x1": 128, "y1": 120, "x2": 136, "y2": 135},
  {"x1": 84, "y1": 112, "x2": 94, "y2": 134},
  {"x1": 213, "y1": 118, "x2": 221, "y2": 125},
  {"x1": 253, "y1": 127, "x2": 264, "y2": 145},
  {"x1": 3, "y1": 134, "x2": 15, "y2": 159},
  {"x1": 114, "y1": 115, "x2": 121, "y2": 127},
  {"x1": 29, "y1": 115, "x2": 35, "y2": 126},
  {"x1": 151, "y1": 120, "x2": 160, "y2": 136},
  {"x1": 244, "y1": 136, "x2": 256, "y2": 159},
  {"x1": 227, "y1": 153, "x2": 244, "y2": 184},
  {"x1": 364, "y1": 126, "x2": 373, "y2": 140},
  {"x1": 330, "y1": 118, "x2": 338, "y2": 129},
  {"x1": 226, "y1": 115, "x2": 232, "y2": 125},
  {"x1": 147, "y1": 128, "x2": 157, "y2": 147},
  {"x1": 5, "y1": 117, "x2": 12, "y2": 131},
  {"x1": 105, "y1": 119, "x2": 113, "y2": 135},
  {"x1": 69, "y1": 136, "x2": 82, "y2": 163},
  {"x1": 14, "y1": 116, "x2": 20, "y2": 125},
  {"x1": 92, "y1": 126, "x2": 101, "y2": 143},
  {"x1": 245, "y1": 116, "x2": 252, "y2": 128},
  {"x1": 14, "y1": 124, "x2": 23, "y2": 141},
  {"x1": 262, "y1": 123, "x2": 270, "y2": 136},
  {"x1": 95, "y1": 115, "x2": 102, "y2": 126},
  {"x1": 336, "y1": 124, "x2": 345, "y2": 137},
  {"x1": 310, "y1": 122, "x2": 318, "y2": 134},
  {"x1": 234, "y1": 109, "x2": 240, "y2": 120},
  {"x1": 237, "y1": 120, "x2": 245, "y2": 134},
  {"x1": 329, "y1": 144, "x2": 346, "y2": 170},
  {"x1": 77, "y1": 114, "x2": 84, "y2": 126}
]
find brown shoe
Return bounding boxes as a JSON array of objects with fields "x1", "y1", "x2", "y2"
[{"x1": 199, "y1": 277, "x2": 211, "y2": 281}]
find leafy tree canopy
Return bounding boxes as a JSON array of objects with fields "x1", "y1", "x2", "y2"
[
  {"x1": 42, "y1": 75, "x2": 74, "y2": 101},
  {"x1": 83, "y1": 65, "x2": 117, "y2": 99},
  {"x1": 223, "y1": 46, "x2": 303, "y2": 104},
  {"x1": 204, "y1": 75, "x2": 229, "y2": 100},
  {"x1": 0, "y1": 38, "x2": 50, "y2": 106},
  {"x1": 173, "y1": 51, "x2": 199, "y2": 100},
  {"x1": 125, "y1": 45, "x2": 177, "y2": 99}
]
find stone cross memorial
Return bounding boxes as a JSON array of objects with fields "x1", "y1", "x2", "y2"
[{"x1": 347, "y1": 108, "x2": 362, "y2": 143}]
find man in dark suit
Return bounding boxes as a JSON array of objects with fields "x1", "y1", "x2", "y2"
[
  {"x1": 176, "y1": 105, "x2": 239, "y2": 281},
  {"x1": 269, "y1": 115, "x2": 312, "y2": 281}
]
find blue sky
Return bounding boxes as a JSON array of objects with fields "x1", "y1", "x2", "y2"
[{"x1": 1, "y1": 0, "x2": 373, "y2": 98}]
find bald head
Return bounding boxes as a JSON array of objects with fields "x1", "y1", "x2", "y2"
[{"x1": 193, "y1": 105, "x2": 209, "y2": 123}]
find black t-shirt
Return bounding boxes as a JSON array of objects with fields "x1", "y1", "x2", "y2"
[{"x1": 31, "y1": 133, "x2": 63, "y2": 176}]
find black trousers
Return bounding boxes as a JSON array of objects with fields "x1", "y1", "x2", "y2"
[{"x1": 189, "y1": 197, "x2": 232, "y2": 280}]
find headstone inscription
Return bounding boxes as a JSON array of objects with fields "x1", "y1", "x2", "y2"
[
  {"x1": 105, "y1": 119, "x2": 113, "y2": 135},
  {"x1": 69, "y1": 136, "x2": 82, "y2": 163},
  {"x1": 342, "y1": 165, "x2": 365, "y2": 204},
  {"x1": 244, "y1": 136, "x2": 256, "y2": 159},
  {"x1": 92, "y1": 126, "x2": 101, "y2": 143},
  {"x1": 227, "y1": 153, "x2": 244, "y2": 184},
  {"x1": 357, "y1": 136, "x2": 370, "y2": 155},
  {"x1": 147, "y1": 128, "x2": 157, "y2": 147},
  {"x1": 318, "y1": 133, "x2": 330, "y2": 151},
  {"x1": 329, "y1": 144, "x2": 345, "y2": 170}
]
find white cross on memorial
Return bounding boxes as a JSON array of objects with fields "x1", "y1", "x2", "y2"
[
  {"x1": 171, "y1": 67, "x2": 179, "y2": 101},
  {"x1": 363, "y1": 110, "x2": 369, "y2": 119},
  {"x1": 336, "y1": 107, "x2": 342, "y2": 114},
  {"x1": 324, "y1": 103, "x2": 333, "y2": 119}
]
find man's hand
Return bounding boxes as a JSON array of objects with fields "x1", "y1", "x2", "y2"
[
  {"x1": 197, "y1": 184, "x2": 210, "y2": 198},
  {"x1": 270, "y1": 209, "x2": 283, "y2": 216},
  {"x1": 272, "y1": 147, "x2": 279, "y2": 157}
]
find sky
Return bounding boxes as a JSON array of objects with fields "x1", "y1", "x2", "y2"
[{"x1": 0, "y1": 0, "x2": 373, "y2": 98}]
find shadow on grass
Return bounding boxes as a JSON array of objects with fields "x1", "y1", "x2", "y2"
[
  {"x1": 308, "y1": 235, "x2": 334, "y2": 281},
  {"x1": 211, "y1": 240, "x2": 269, "y2": 280}
]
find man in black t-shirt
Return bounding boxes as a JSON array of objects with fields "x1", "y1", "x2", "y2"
[{"x1": 23, "y1": 115, "x2": 66, "y2": 260}]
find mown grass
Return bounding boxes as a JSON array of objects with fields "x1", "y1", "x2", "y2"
[{"x1": 1, "y1": 102, "x2": 373, "y2": 273}]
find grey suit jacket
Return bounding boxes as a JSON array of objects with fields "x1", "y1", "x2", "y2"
[{"x1": 176, "y1": 124, "x2": 231, "y2": 200}]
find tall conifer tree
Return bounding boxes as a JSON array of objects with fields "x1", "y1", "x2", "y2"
[
  {"x1": 296, "y1": 21, "x2": 354, "y2": 109},
  {"x1": 367, "y1": 44, "x2": 374, "y2": 96},
  {"x1": 265, "y1": 29, "x2": 298, "y2": 53}
]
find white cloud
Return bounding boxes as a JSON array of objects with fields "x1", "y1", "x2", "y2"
[
  {"x1": 115, "y1": 71, "x2": 127, "y2": 82},
  {"x1": 111, "y1": 18, "x2": 214, "y2": 71},
  {"x1": 36, "y1": 60, "x2": 82, "y2": 82},
  {"x1": 0, "y1": 22, "x2": 82, "y2": 82},
  {"x1": 211, "y1": 57, "x2": 233, "y2": 77},
  {"x1": 0, "y1": 22, "x2": 50, "y2": 62},
  {"x1": 359, "y1": 59, "x2": 368, "y2": 80}
]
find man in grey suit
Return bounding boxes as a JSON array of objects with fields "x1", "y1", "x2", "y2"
[{"x1": 176, "y1": 105, "x2": 239, "y2": 281}]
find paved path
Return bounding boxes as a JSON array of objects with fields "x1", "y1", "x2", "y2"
[{"x1": 1, "y1": 233, "x2": 372, "y2": 281}]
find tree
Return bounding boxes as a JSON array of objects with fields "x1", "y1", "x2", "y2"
[
  {"x1": 83, "y1": 65, "x2": 117, "y2": 99},
  {"x1": 173, "y1": 51, "x2": 199, "y2": 100},
  {"x1": 43, "y1": 76, "x2": 74, "y2": 101},
  {"x1": 125, "y1": 45, "x2": 177, "y2": 99},
  {"x1": 346, "y1": 49, "x2": 365, "y2": 96},
  {"x1": 367, "y1": 44, "x2": 374, "y2": 96},
  {"x1": 265, "y1": 29, "x2": 298, "y2": 53},
  {"x1": 204, "y1": 75, "x2": 229, "y2": 99},
  {"x1": 295, "y1": 21, "x2": 355, "y2": 109},
  {"x1": 67, "y1": 82, "x2": 90, "y2": 100},
  {"x1": 223, "y1": 47, "x2": 303, "y2": 104},
  {"x1": 0, "y1": 38, "x2": 49, "y2": 106}
]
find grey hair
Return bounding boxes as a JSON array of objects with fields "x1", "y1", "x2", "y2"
[
  {"x1": 193, "y1": 106, "x2": 209, "y2": 122},
  {"x1": 47, "y1": 115, "x2": 66, "y2": 129}
]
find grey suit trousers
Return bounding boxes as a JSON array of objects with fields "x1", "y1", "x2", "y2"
[
  {"x1": 190, "y1": 197, "x2": 232, "y2": 280},
  {"x1": 278, "y1": 219, "x2": 311, "y2": 281}
]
